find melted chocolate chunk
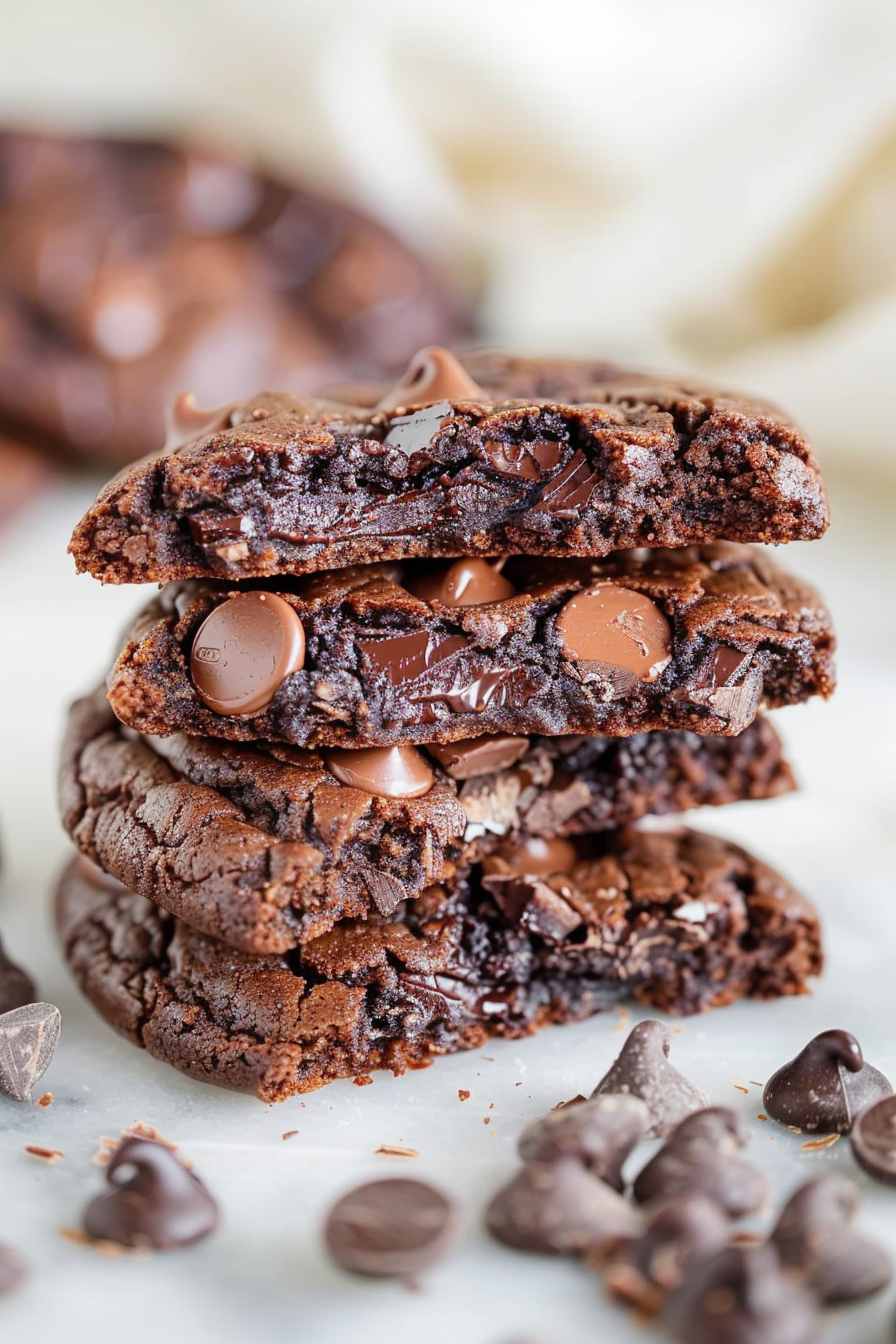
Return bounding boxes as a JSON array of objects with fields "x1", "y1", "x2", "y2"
[
  {"x1": 358, "y1": 630, "x2": 468, "y2": 682},
  {"x1": 83, "y1": 1137, "x2": 219, "y2": 1250},
  {"x1": 481, "y1": 437, "x2": 565, "y2": 481},
  {"x1": 632, "y1": 1108, "x2": 769, "y2": 1218},
  {"x1": 591, "y1": 1020, "x2": 709, "y2": 1139},
  {"x1": 485, "y1": 1159, "x2": 641, "y2": 1257},
  {"x1": 771, "y1": 1175, "x2": 892, "y2": 1305},
  {"x1": 762, "y1": 1029, "x2": 892, "y2": 1134},
  {"x1": 324, "y1": 1177, "x2": 460, "y2": 1277},
  {"x1": 425, "y1": 733, "x2": 529, "y2": 780}
]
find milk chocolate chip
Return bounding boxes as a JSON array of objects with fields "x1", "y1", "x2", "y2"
[
  {"x1": 485, "y1": 835, "x2": 578, "y2": 878},
  {"x1": 324, "y1": 745, "x2": 435, "y2": 799},
  {"x1": 404, "y1": 559, "x2": 517, "y2": 606},
  {"x1": 427, "y1": 734, "x2": 530, "y2": 780},
  {"x1": 762, "y1": 1029, "x2": 892, "y2": 1134},
  {"x1": 375, "y1": 346, "x2": 486, "y2": 412},
  {"x1": 190, "y1": 591, "x2": 306, "y2": 715},
  {"x1": 164, "y1": 392, "x2": 239, "y2": 451},
  {"x1": 555, "y1": 584, "x2": 672, "y2": 682}
]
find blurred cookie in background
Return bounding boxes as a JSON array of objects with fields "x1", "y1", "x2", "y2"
[
  {"x1": 0, "y1": 130, "x2": 472, "y2": 465},
  {"x1": 0, "y1": 428, "x2": 56, "y2": 529}
]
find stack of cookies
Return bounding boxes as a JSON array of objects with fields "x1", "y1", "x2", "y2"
[{"x1": 57, "y1": 348, "x2": 834, "y2": 1102}]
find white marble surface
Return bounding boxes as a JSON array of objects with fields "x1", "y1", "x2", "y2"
[{"x1": 1, "y1": 469, "x2": 895, "y2": 1344}]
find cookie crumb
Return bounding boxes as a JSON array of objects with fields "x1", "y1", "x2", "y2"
[
  {"x1": 353, "y1": 1075, "x2": 373, "y2": 1087},
  {"x1": 458, "y1": 1089, "x2": 470, "y2": 1101},
  {"x1": 731, "y1": 1084, "x2": 749, "y2": 1095},
  {"x1": 375, "y1": 1145, "x2": 419, "y2": 1158},
  {"x1": 483, "y1": 1117, "x2": 490, "y2": 1125},
  {"x1": 757, "y1": 1113, "x2": 768, "y2": 1122},
  {"x1": 282, "y1": 1131, "x2": 299, "y2": 1141},
  {"x1": 25, "y1": 1144, "x2": 64, "y2": 1163},
  {"x1": 802, "y1": 1133, "x2": 840, "y2": 1152},
  {"x1": 34, "y1": 1092, "x2": 53, "y2": 1109},
  {"x1": 94, "y1": 1121, "x2": 177, "y2": 1165}
]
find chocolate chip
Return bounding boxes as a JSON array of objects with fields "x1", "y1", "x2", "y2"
[
  {"x1": 850, "y1": 1095, "x2": 896, "y2": 1185},
  {"x1": 164, "y1": 391, "x2": 238, "y2": 451},
  {"x1": 591, "y1": 1020, "x2": 709, "y2": 1138},
  {"x1": 324, "y1": 1177, "x2": 460, "y2": 1277},
  {"x1": 190, "y1": 591, "x2": 305, "y2": 715},
  {"x1": 83, "y1": 1137, "x2": 218, "y2": 1250},
  {"x1": 530, "y1": 449, "x2": 600, "y2": 517},
  {"x1": 404, "y1": 559, "x2": 517, "y2": 606},
  {"x1": 708, "y1": 646, "x2": 751, "y2": 686},
  {"x1": 324, "y1": 744, "x2": 435, "y2": 799},
  {"x1": 358, "y1": 630, "x2": 468, "y2": 683},
  {"x1": 517, "y1": 1094, "x2": 649, "y2": 1190},
  {"x1": 426, "y1": 734, "x2": 530, "y2": 780},
  {"x1": 382, "y1": 400, "x2": 454, "y2": 455},
  {"x1": 0, "y1": 934, "x2": 36, "y2": 1014},
  {"x1": 0, "y1": 1243, "x2": 29, "y2": 1295},
  {"x1": 555, "y1": 584, "x2": 671, "y2": 682},
  {"x1": 483, "y1": 874, "x2": 583, "y2": 945},
  {"x1": 0, "y1": 1002, "x2": 61, "y2": 1103},
  {"x1": 604, "y1": 1195, "x2": 730, "y2": 1314},
  {"x1": 661, "y1": 1245, "x2": 818, "y2": 1344},
  {"x1": 632, "y1": 1108, "x2": 769, "y2": 1218},
  {"x1": 762, "y1": 1029, "x2": 892, "y2": 1134},
  {"x1": 484, "y1": 835, "x2": 578, "y2": 878},
  {"x1": 375, "y1": 346, "x2": 486, "y2": 413},
  {"x1": 485, "y1": 1159, "x2": 641, "y2": 1257},
  {"x1": 480, "y1": 438, "x2": 565, "y2": 481},
  {"x1": 770, "y1": 1175, "x2": 892, "y2": 1305}
]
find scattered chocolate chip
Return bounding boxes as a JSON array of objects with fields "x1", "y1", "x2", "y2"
[
  {"x1": 633, "y1": 1108, "x2": 769, "y2": 1219},
  {"x1": 604, "y1": 1195, "x2": 731, "y2": 1314},
  {"x1": 661, "y1": 1245, "x2": 818, "y2": 1344},
  {"x1": 771, "y1": 1175, "x2": 891, "y2": 1305},
  {"x1": 0, "y1": 1243, "x2": 29, "y2": 1295},
  {"x1": 404, "y1": 559, "x2": 517, "y2": 607},
  {"x1": 763, "y1": 1029, "x2": 892, "y2": 1134},
  {"x1": 190, "y1": 591, "x2": 305, "y2": 715},
  {"x1": 426, "y1": 734, "x2": 530, "y2": 780},
  {"x1": 375, "y1": 346, "x2": 486, "y2": 412},
  {"x1": 591, "y1": 1020, "x2": 709, "y2": 1138},
  {"x1": 0, "y1": 934, "x2": 36, "y2": 1013},
  {"x1": 83, "y1": 1137, "x2": 218, "y2": 1250},
  {"x1": 555, "y1": 583, "x2": 672, "y2": 682},
  {"x1": 486, "y1": 1159, "x2": 641, "y2": 1257},
  {"x1": 850, "y1": 1095, "x2": 896, "y2": 1185},
  {"x1": 324, "y1": 1177, "x2": 460, "y2": 1278},
  {"x1": 517, "y1": 1094, "x2": 649, "y2": 1191},
  {"x1": 324, "y1": 744, "x2": 435, "y2": 799},
  {"x1": 0, "y1": 1002, "x2": 61, "y2": 1103}
]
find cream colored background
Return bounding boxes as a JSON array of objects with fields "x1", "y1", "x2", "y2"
[{"x1": 3, "y1": 0, "x2": 896, "y2": 467}]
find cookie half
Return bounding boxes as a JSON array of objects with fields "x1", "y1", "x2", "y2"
[
  {"x1": 60, "y1": 688, "x2": 795, "y2": 952},
  {"x1": 106, "y1": 545, "x2": 835, "y2": 749},
  {"x1": 68, "y1": 348, "x2": 828, "y2": 583},
  {"x1": 56, "y1": 830, "x2": 822, "y2": 1101}
]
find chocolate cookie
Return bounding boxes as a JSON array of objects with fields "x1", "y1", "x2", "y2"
[
  {"x1": 105, "y1": 545, "x2": 834, "y2": 749},
  {"x1": 56, "y1": 826, "x2": 821, "y2": 1100},
  {"x1": 60, "y1": 689, "x2": 795, "y2": 951},
  {"x1": 0, "y1": 131, "x2": 467, "y2": 464},
  {"x1": 68, "y1": 346, "x2": 829, "y2": 583}
]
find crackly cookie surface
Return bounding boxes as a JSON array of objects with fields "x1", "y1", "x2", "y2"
[
  {"x1": 69, "y1": 346, "x2": 828, "y2": 582},
  {"x1": 60, "y1": 688, "x2": 795, "y2": 952},
  {"x1": 0, "y1": 131, "x2": 466, "y2": 465},
  {"x1": 105, "y1": 544, "x2": 835, "y2": 749},
  {"x1": 56, "y1": 830, "x2": 821, "y2": 1101}
]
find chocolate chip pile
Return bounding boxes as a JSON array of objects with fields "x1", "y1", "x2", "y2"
[{"x1": 56, "y1": 346, "x2": 835, "y2": 1099}]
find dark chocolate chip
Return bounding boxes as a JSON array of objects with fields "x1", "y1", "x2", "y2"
[
  {"x1": 0, "y1": 1002, "x2": 61, "y2": 1103},
  {"x1": 190, "y1": 591, "x2": 306, "y2": 715},
  {"x1": 850, "y1": 1095, "x2": 896, "y2": 1185},
  {"x1": 426, "y1": 734, "x2": 530, "y2": 780},
  {"x1": 404, "y1": 559, "x2": 517, "y2": 607},
  {"x1": 0, "y1": 934, "x2": 36, "y2": 1014},
  {"x1": 661, "y1": 1245, "x2": 818, "y2": 1344},
  {"x1": 555, "y1": 583, "x2": 671, "y2": 682},
  {"x1": 324, "y1": 1177, "x2": 460, "y2": 1277},
  {"x1": 591, "y1": 1020, "x2": 708, "y2": 1138},
  {"x1": 485, "y1": 1159, "x2": 641, "y2": 1257},
  {"x1": 632, "y1": 1107, "x2": 769, "y2": 1218},
  {"x1": 762, "y1": 1029, "x2": 892, "y2": 1134},
  {"x1": 770, "y1": 1175, "x2": 892, "y2": 1305},
  {"x1": 375, "y1": 346, "x2": 486, "y2": 413},
  {"x1": 604, "y1": 1195, "x2": 731, "y2": 1314},
  {"x1": 483, "y1": 875, "x2": 583, "y2": 944},
  {"x1": 83, "y1": 1137, "x2": 219, "y2": 1250},
  {"x1": 0, "y1": 1242, "x2": 29, "y2": 1295},
  {"x1": 324, "y1": 744, "x2": 435, "y2": 799},
  {"x1": 517, "y1": 1094, "x2": 649, "y2": 1190}
]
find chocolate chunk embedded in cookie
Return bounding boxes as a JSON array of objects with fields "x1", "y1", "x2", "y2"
[
  {"x1": 68, "y1": 348, "x2": 828, "y2": 583},
  {"x1": 105, "y1": 545, "x2": 834, "y2": 749},
  {"x1": 55, "y1": 826, "x2": 821, "y2": 1101},
  {"x1": 60, "y1": 688, "x2": 796, "y2": 952}
]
